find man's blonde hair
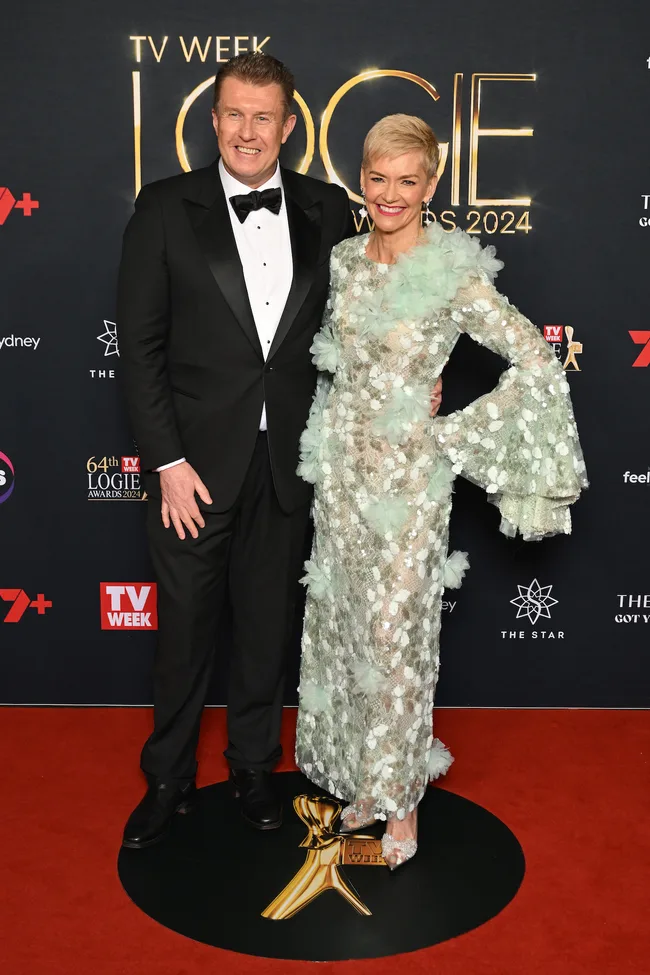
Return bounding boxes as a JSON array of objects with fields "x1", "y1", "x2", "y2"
[{"x1": 362, "y1": 114, "x2": 440, "y2": 179}]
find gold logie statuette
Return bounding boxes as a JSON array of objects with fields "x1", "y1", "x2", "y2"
[
  {"x1": 261, "y1": 795, "x2": 385, "y2": 921},
  {"x1": 562, "y1": 326, "x2": 583, "y2": 372}
]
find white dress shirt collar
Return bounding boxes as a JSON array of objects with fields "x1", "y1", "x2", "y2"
[{"x1": 218, "y1": 157, "x2": 283, "y2": 199}]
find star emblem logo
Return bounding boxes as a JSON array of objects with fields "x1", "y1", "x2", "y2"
[
  {"x1": 510, "y1": 579, "x2": 558, "y2": 625},
  {"x1": 97, "y1": 320, "x2": 119, "y2": 357}
]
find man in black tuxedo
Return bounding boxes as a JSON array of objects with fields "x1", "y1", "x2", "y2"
[{"x1": 118, "y1": 53, "x2": 355, "y2": 847}]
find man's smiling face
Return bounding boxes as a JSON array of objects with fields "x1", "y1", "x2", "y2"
[{"x1": 212, "y1": 76, "x2": 296, "y2": 189}]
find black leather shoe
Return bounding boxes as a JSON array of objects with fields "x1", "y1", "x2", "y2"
[
  {"x1": 122, "y1": 779, "x2": 196, "y2": 849},
  {"x1": 230, "y1": 769, "x2": 282, "y2": 830}
]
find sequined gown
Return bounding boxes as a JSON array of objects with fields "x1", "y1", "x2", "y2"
[{"x1": 295, "y1": 226, "x2": 587, "y2": 821}]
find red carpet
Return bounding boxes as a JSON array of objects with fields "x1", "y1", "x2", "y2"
[{"x1": 1, "y1": 707, "x2": 648, "y2": 974}]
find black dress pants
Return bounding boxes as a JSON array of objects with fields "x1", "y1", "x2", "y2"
[{"x1": 141, "y1": 434, "x2": 311, "y2": 782}]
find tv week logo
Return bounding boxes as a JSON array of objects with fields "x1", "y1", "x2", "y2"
[
  {"x1": 100, "y1": 583, "x2": 157, "y2": 630},
  {"x1": 543, "y1": 325, "x2": 563, "y2": 344},
  {"x1": 121, "y1": 456, "x2": 140, "y2": 474}
]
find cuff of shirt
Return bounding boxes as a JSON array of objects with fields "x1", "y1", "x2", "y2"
[{"x1": 155, "y1": 457, "x2": 186, "y2": 472}]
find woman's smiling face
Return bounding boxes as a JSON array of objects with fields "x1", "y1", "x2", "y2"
[{"x1": 361, "y1": 151, "x2": 438, "y2": 235}]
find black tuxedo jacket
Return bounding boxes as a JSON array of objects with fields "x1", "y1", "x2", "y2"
[{"x1": 117, "y1": 160, "x2": 355, "y2": 512}]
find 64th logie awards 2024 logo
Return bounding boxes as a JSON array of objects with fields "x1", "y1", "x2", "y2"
[
  {"x1": 86, "y1": 454, "x2": 146, "y2": 501},
  {"x1": 501, "y1": 578, "x2": 564, "y2": 640}
]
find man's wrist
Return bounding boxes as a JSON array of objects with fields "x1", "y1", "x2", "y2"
[{"x1": 155, "y1": 457, "x2": 186, "y2": 473}]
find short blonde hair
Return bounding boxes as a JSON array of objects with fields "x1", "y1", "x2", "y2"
[{"x1": 362, "y1": 114, "x2": 440, "y2": 180}]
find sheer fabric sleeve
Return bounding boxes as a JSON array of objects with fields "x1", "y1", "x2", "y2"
[{"x1": 433, "y1": 274, "x2": 588, "y2": 540}]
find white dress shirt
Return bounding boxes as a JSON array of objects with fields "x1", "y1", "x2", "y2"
[{"x1": 156, "y1": 158, "x2": 293, "y2": 472}]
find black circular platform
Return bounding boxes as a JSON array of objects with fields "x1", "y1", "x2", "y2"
[{"x1": 118, "y1": 771, "x2": 525, "y2": 961}]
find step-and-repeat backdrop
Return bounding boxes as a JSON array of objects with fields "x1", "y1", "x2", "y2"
[{"x1": 1, "y1": 0, "x2": 648, "y2": 706}]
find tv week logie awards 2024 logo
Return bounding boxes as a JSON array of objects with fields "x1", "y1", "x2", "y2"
[
  {"x1": 128, "y1": 33, "x2": 539, "y2": 238},
  {"x1": 100, "y1": 583, "x2": 158, "y2": 630},
  {"x1": 86, "y1": 454, "x2": 146, "y2": 501}
]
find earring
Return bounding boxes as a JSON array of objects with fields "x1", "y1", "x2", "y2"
[
  {"x1": 359, "y1": 191, "x2": 368, "y2": 220},
  {"x1": 422, "y1": 199, "x2": 434, "y2": 225}
]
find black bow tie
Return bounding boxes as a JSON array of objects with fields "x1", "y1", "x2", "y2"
[{"x1": 229, "y1": 187, "x2": 283, "y2": 223}]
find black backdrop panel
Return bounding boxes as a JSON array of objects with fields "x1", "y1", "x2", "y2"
[{"x1": 1, "y1": 0, "x2": 648, "y2": 706}]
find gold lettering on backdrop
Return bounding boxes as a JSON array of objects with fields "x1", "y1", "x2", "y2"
[
  {"x1": 451, "y1": 73, "x2": 463, "y2": 207},
  {"x1": 129, "y1": 36, "x2": 147, "y2": 62},
  {"x1": 129, "y1": 35, "x2": 270, "y2": 63},
  {"x1": 468, "y1": 73, "x2": 535, "y2": 206},
  {"x1": 252, "y1": 36, "x2": 271, "y2": 54},
  {"x1": 132, "y1": 72, "x2": 142, "y2": 196},
  {"x1": 262, "y1": 795, "x2": 384, "y2": 921},
  {"x1": 352, "y1": 209, "x2": 374, "y2": 233},
  {"x1": 147, "y1": 36, "x2": 168, "y2": 62},
  {"x1": 440, "y1": 210, "x2": 457, "y2": 231},
  {"x1": 215, "y1": 36, "x2": 230, "y2": 61},
  {"x1": 215, "y1": 35, "x2": 270, "y2": 61},
  {"x1": 292, "y1": 91, "x2": 316, "y2": 173},
  {"x1": 319, "y1": 69, "x2": 449, "y2": 204},
  {"x1": 179, "y1": 36, "x2": 212, "y2": 62},
  {"x1": 128, "y1": 42, "x2": 535, "y2": 229},
  {"x1": 174, "y1": 78, "x2": 314, "y2": 175}
]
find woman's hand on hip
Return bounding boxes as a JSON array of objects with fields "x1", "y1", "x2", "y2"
[{"x1": 430, "y1": 377, "x2": 443, "y2": 417}]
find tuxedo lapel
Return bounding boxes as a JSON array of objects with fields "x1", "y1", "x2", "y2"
[
  {"x1": 183, "y1": 162, "x2": 322, "y2": 362},
  {"x1": 183, "y1": 165, "x2": 263, "y2": 359},
  {"x1": 268, "y1": 169, "x2": 322, "y2": 361}
]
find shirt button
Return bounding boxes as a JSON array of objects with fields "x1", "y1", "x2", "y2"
[{"x1": 265, "y1": 301, "x2": 269, "y2": 306}]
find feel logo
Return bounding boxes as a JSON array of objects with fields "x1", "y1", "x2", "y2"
[
  {"x1": 0, "y1": 188, "x2": 39, "y2": 225},
  {"x1": 0, "y1": 590, "x2": 52, "y2": 623},
  {"x1": 100, "y1": 583, "x2": 158, "y2": 630}
]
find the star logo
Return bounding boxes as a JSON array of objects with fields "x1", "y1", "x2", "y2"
[
  {"x1": 510, "y1": 579, "x2": 558, "y2": 625},
  {"x1": 97, "y1": 320, "x2": 119, "y2": 357}
]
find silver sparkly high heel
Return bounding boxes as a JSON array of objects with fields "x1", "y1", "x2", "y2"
[
  {"x1": 381, "y1": 833, "x2": 418, "y2": 871},
  {"x1": 338, "y1": 803, "x2": 377, "y2": 834}
]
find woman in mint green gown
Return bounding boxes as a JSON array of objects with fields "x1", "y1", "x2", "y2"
[{"x1": 295, "y1": 114, "x2": 587, "y2": 868}]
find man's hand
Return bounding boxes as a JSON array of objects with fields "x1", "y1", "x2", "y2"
[
  {"x1": 159, "y1": 461, "x2": 213, "y2": 540},
  {"x1": 430, "y1": 376, "x2": 443, "y2": 417}
]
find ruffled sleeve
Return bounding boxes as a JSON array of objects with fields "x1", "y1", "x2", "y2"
[{"x1": 433, "y1": 274, "x2": 588, "y2": 540}]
